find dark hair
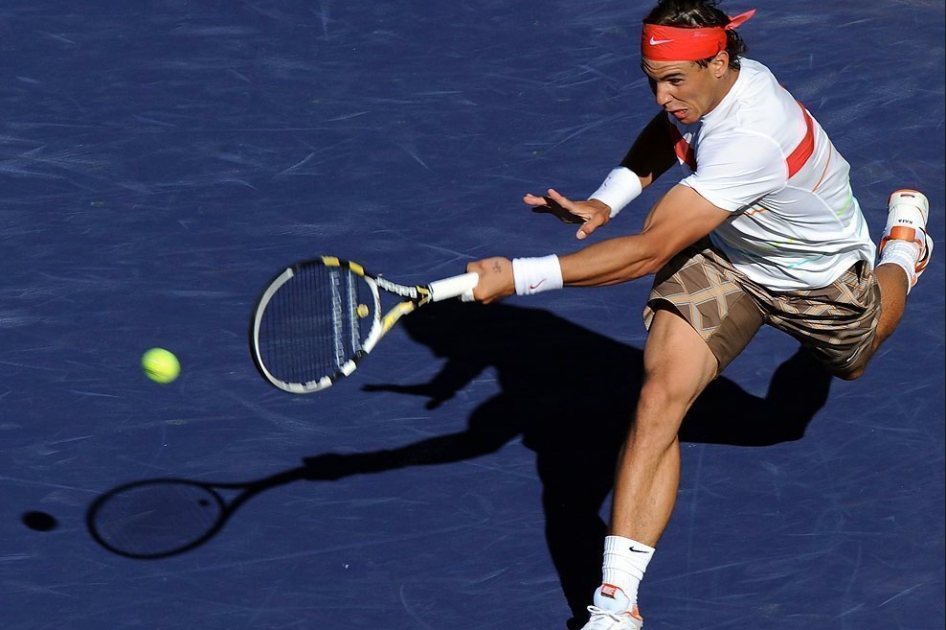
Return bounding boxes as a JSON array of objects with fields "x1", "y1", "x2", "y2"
[{"x1": 644, "y1": 0, "x2": 748, "y2": 69}]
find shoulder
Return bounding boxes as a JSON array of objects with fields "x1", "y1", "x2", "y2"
[
  {"x1": 704, "y1": 60, "x2": 805, "y2": 147},
  {"x1": 738, "y1": 59, "x2": 781, "y2": 89},
  {"x1": 697, "y1": 128, "x2": 785, "y2": 176}
]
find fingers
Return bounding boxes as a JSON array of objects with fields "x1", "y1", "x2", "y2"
[
  {"x1": 525, "y1": 190, "x2": 587, "y2": 225},
  {"x1": 524, "y1": 189, "x2": 575, "y2": 211},
  {"x1": 545, "y1": 188, "x2": 573, "y2": 208},
  {"x1": 464, "y1": 261, "x2": 484, "y2": 303},
  {"x1": 524, "y1": 189, "x2": 609, "y2": 233},
  {"x1": 576, "y1": 212, "x2": 606, "y2": 240},
  {"x1": 465, "y1": 257, "x2": 515, "y2": 303}
]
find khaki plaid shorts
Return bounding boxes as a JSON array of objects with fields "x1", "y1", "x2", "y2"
[{"x1": 643, "y1": 239, "x2": 881, "y2": 377}]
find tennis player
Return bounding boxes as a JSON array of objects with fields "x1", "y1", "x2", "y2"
[{"x1": 465, "y1": 1, "x2": 933, "y2": 628}]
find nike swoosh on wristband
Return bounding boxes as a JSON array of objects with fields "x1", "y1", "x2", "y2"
[
  {"x1": 529, "y1": 279, "x2": 547, "y2": 290},
  {"x1": 629, "y1": 546, "x2": 650, "y2": 554},
  {"x1": 648, "y1": 36, "x2": 674, "y2": 45}
]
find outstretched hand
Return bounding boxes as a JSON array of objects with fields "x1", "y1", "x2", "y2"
[{"x1": 524, "y1": 188, "x2": 611, "y2": 239}]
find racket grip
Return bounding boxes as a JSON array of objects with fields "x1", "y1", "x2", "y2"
[{"x1": 429, "y1": 272, "x2": 479, "y2": 302}]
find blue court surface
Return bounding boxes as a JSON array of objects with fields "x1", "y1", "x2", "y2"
[{"x1": 2, "y1": 1, "x2": 943, "y2": 629}]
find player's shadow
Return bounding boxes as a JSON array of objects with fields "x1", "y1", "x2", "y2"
[
  {"x1": 301, "y1": 300, "x2": 834, "y2": 628},
  {"x1": 85, "y1": 300, "x2": 832, "y2": 628}
]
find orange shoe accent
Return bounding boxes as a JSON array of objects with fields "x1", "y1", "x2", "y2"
[
  {"x1": 889, "y1": 188, "x2": 923, "y2": 199},
  {"x1": 888, "y1": 225, "x2": 921, "y2": 245},
  {"x1": 600, "y1": 584, "x2": 620, "y2": 598},
  {"x1": 630, "y1": 605, "x2": 643, "y2": 622}
]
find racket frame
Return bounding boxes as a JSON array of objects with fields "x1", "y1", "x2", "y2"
[{"x1": 250, "y1": 256, "x2": 475, "y2": 394}]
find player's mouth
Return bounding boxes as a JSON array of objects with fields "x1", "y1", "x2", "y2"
[{"x1": 670, "y1": 109, "x2": 689, "y2": 120}]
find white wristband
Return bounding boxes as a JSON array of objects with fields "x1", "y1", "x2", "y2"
[
  {"x1": 512, "y1": 255, "x2": 563, "y2": 296},
  {"x1": 590, "y1": 167, "x2": 642, "y2": 218}
]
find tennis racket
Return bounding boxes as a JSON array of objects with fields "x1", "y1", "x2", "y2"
[{"x1": 250, "y1": 256, "x2": 478, "y2": 394}]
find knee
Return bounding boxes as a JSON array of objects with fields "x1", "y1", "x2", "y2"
[
  {"x1": 640, "y1": 372, "x2": 704, "y2": 410},
  {"x1": 827, "y1": 354, "x2": 871, "y2": 380},
  {"x1": 834, "y1": 365, "x2": 865, "y2": 381},
  {"x1": 634, "y1": 378, "x2": 695, "y2": 437}
]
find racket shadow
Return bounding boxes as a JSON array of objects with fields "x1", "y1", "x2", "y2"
[{"x1": 85, "y1": 469, "x2": 312, "y2": 560}]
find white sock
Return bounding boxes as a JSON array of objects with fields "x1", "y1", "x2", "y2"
[
  {"x1": 879, "y1": 239, "x2": 921, "y2": 293},
  {"x1": 592, "y1": 535, "x2": 655, "y2": 612}
]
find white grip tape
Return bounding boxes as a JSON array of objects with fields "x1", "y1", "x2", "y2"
[
  {"x1": 429, "y1": 272, "x2": 479, "y2": 302},
  {"x1": 590, "y1": 167, "x2": 642, "y2": 218}
]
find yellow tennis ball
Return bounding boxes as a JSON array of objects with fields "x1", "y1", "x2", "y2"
[
  {"x1": 356, "y1": 303, "x2": 369, "y2": 318},
  {"x1": 142, "y1": 348, "x2": 180, "y2": 384}
]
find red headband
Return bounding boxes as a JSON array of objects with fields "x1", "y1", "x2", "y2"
[{"x1": 641, "y1": 9, "x2": 755, "y2": 62}]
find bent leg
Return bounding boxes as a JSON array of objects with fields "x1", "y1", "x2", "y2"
[
  {"x1": 847, "y1": 188, "x2": 933, "y2": 378},
  {"x1": 609, "y1": 307, "x2": 719, "y2": 545},
  {"x1": 839, "y1": 242, "x2": 916, "y2": 380}
]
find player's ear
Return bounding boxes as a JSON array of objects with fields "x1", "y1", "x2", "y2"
[{"x1": 711, "y1": 51, "x2": 729, "y2": 78}]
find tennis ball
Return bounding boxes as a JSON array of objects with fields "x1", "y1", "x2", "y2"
[
  {"x1": 356, "y1": 303, "x2": 369, "y2": 318},
  {"x1": 142, "y1": 348, "x2": 180, "y2": 384}
]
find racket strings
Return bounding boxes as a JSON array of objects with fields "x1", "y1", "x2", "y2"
[{"x1": 258, "y1": 264, "x2": 375, "y2": 387}]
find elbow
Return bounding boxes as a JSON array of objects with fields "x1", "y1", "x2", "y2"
[
  {"x1": 636, "y1": 255, "x2": 667, "y2": 277},
  {"x1": 633, "y1": 244, "x2": 673, "y2": 278},
  {"x1": 633, "y1": 228, "x2": 694, "y2": 277}
]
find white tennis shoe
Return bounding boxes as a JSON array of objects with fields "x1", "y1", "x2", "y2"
[
  {"x1": 580, "y1": 605, "x2": 644, "y2": 630},
  {"x1": 580, "y1": 584, "x2": 644, "y2": 629},
  {"x1": 879, "y1": 189, "x2": 933, "y2": 286}
]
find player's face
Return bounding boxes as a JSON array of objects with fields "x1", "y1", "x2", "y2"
[{"x1": 641, "y1": 54, "x2": 731, "y2": 125}]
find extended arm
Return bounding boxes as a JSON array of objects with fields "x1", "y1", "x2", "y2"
[
  {"x1": 560, "y1": 184, "x2": 726, "y2": 285},
  {"x1": 468, "y1": 184, "x2": 730, "y2": 302}
]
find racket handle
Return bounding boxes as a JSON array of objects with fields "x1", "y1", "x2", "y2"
[{"x1": 429, "y1": 272, "x2": 479, "y2": 303}]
